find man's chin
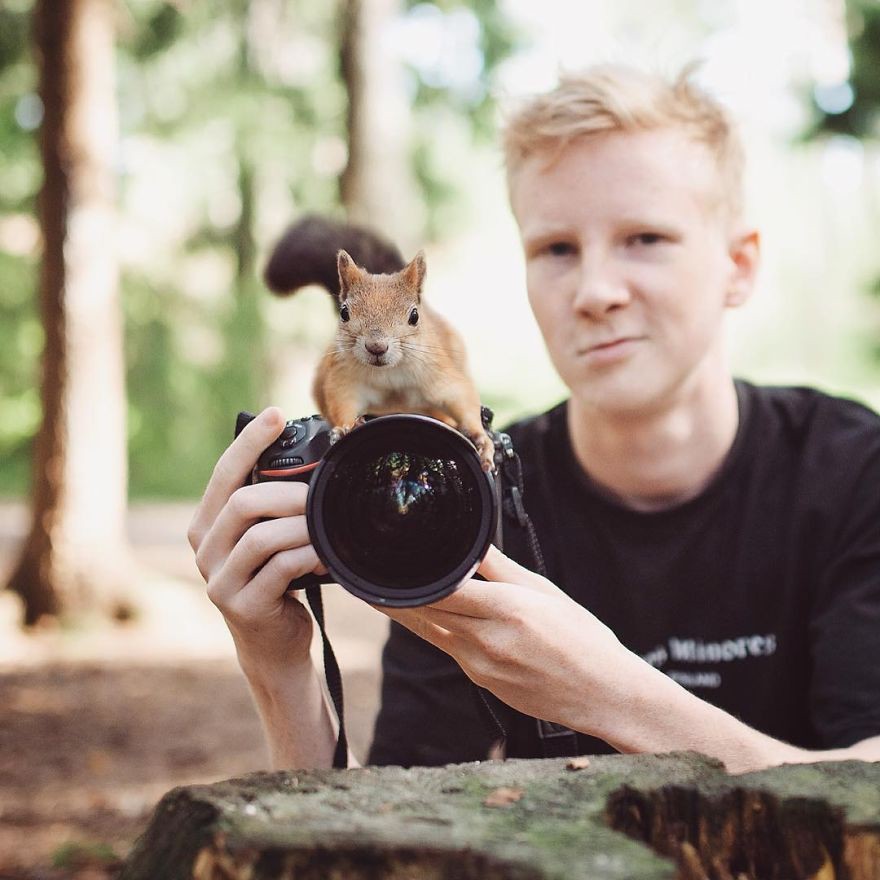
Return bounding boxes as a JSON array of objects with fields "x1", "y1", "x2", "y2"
[{"x1": 568, "y1": 372, "x2": 664, "y2": 417}]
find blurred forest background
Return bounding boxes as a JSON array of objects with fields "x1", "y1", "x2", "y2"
[
  {"x1": 2, "y1": 0, "x2": 880, "y2": 508},
  {"x1": 1, "y1": 0, "x2": 880, "y2": 876}
]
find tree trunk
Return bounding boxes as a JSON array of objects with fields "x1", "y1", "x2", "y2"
[
  {"x1": 7, "y1": 0, "x2": 133, "y2": 625},
  {"x1": 121, "y1": 754, "x2": 880, "y2": 880},
  {"x1": 339, "y1": 0, "x2": 423, "y2": 252}
]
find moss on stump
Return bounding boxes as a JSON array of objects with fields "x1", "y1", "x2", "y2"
[{"x1": 121, "y1": 752, "x2": 880, "y2": 880}]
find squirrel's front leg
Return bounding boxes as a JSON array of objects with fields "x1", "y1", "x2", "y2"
[
  {"x1": 322, "y1": 392, "x2": 366, "y2": 444},
  {"x1": 437, "y1": 385, "x2": 495, "y2": 473}
]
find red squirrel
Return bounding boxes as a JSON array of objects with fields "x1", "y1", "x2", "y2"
[{"x1": 264, "y1": 216, "x2": 494, "y2": 471}]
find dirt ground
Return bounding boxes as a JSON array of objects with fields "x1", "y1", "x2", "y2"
[{"x1": 0, "y1": 502, "x2": 388, "y2": 879}]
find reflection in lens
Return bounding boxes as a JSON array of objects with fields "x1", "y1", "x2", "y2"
[{"x1": 322, "y1": 445, "x2": 482, "y2": 591}]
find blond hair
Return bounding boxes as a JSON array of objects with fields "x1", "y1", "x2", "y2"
[{"x1": 502, "y1": 64, "x2": 745, "y2": 221}]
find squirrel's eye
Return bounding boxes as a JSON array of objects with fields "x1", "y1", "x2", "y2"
[
  {"x1": 340, "y1": 304, "x2": 350, "y2": 322},
  {"x1": 408, "y1": 307, "x2": 419, "y2": 326}
]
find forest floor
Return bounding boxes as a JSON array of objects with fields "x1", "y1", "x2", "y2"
[{"x1": 0, "y1": 501, "x2": 387, "y2": 880}]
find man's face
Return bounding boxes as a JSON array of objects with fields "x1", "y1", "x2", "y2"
[{"x1": 510, "y1": 127, "x2": 754, "y2": 415}]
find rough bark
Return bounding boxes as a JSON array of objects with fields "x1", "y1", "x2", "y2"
[
  {"x1": 338, "y1": 0, "x2": 423, "y2": 252},
  {"x1": 7, "y1": 0, "x2": 133, "y2": 625},
  {"x1": 121, "y1": 753, "x2": 880, "y2": 880}
]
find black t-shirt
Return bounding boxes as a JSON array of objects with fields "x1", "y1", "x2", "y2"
[{"x1": 367, "y1": 381, "x2": 880, "y2": 766}]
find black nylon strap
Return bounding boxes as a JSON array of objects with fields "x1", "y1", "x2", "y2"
[
  {"x1": 470, "y1": 684, "x2": 507, "y2": 751},
  {"x1": 305, "y1": 585, "x2": 348, "y2": 769},
  {"x1": 296, "y1": 418, "x2": 578, "y2": 766},
  {"x1": 498, "y1": 436, "x2": 580, "y2": 759}
]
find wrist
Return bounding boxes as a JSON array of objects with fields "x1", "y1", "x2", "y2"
[
  {"x1": 236, "y1": 646, "x2": 315, "y2": 694},
  {"x1": 237, "y1": 651, "x2": 338, "y2": 771},
  {"x1": 573, "y1": 646, "x2": 650, "y2": 741}
]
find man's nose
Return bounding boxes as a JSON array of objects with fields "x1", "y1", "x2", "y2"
[{"x1": 573, "y1": 259, "x2": 630, "y2": 317}]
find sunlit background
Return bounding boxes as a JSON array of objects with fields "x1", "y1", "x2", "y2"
[
  {"x1": 1, "y1": 0, "x2": 879, "y2": 501},
  {"x1": 390, "y1": 0, "x2": 880, "y2": 417},
  {"x1": 1, "y1": 3, "x2": 879, "y2": 874}
]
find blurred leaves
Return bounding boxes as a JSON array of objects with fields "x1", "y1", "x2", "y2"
[
  {"x1": 804, "y1": 1, "x2": 880, "y2": 140},
  {"x1": 0, "y1": 0, "x2": 515, "y2": 499},
  {"x1": 128, "y1": 1, "x2": 185, "y2": 60},
  {"x1": 801, "y1": 0, "x2": 880, "y2": 369},
  {"x1": 0, "y1": 251, "x2": 39, "y2": 495},
  {"x1": 0, "y1": 6, "x2": 29, "y2": 74}
]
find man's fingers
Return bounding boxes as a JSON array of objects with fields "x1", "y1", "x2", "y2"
[
  {"x1": 477, "y1": 545, "x2": 557, "y2": 596},
  {"x1": 242, "y1": 544, "x2": 325, "y2": 606},
  {"x1": 424, "y1": 582, "x2": 499, "y2": 617},
  {"x1": 379, "y1": 606, "x2": 454, "y2": 650},
  {"x1": 215, "y1": 516, "x2": 312, "y2": 598},
  {"x1": 188, "y1": 407, "x2": 285, "y2": 550},
  {"x1": 194, "y1": 481, "x2": 308, "y2": 580}
]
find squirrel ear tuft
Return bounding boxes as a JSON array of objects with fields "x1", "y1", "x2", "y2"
[
  {"x1": 401, "y1": 250, "x2": 426, "y2": 295},
  {"x1": 337, "y1": 249, "x2": 364, "y2": 296}
]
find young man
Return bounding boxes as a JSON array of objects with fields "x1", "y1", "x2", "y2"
[{"x1": 188, "y1": 65, "x2": 880, "y2": 773}]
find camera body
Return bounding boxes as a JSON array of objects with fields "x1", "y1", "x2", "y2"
[
  {"x1": 235, "y1": 410, "x2": 511, "y2": 606},
  {"x1": 235, "y1": 411, "x2": 333, "y2": 485},
  {"x1": 237, "y1": 409, "x2": 506, "y2": 492}
]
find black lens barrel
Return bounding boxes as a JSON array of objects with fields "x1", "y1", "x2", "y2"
[{"x1": 306, "y1": 414, "x2": 496, "y2": 606}]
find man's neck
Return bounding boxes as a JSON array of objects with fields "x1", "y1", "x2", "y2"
[{"x1": 567, "y1": 376, "x2": 740, "y2": 513}]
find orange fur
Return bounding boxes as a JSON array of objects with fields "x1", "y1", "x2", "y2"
[{"x1": 314, "y1": 250, "x2": 494, "y2": 471}]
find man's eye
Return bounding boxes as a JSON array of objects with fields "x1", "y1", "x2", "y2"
[
  {"x1": 547, "y1": 242, "x2": 576, "y2": 256},
  {"x1": 630, "y1": 232, "x2": 664, "y2": 246}
]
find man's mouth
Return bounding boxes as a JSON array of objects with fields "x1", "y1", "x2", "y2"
[
  {"x1": 577, "y1": 336, "x2": 644, "y2": 362},
  {"x1": 582, "y1": 336, "x2": 639, "y2": 354}
]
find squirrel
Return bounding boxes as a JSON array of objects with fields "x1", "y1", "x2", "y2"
[{"x1": 263, "y1": 215, "x2": 495, "y2": 472}]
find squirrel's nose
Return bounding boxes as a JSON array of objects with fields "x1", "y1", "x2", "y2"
[{"x1": 366, "y1": 341, "x2": 388, "y2": 356}]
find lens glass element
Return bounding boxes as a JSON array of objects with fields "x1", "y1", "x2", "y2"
[{"x1": 314, "y1": 418, "x2": 490, "y2": 598}]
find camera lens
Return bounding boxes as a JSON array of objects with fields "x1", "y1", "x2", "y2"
[{"x1": 306, "y1": 415, "x2": 495, "y2": 606}]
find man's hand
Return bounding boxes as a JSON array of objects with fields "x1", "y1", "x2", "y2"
[
  {"x1": 187, "y1": 407, "x2": 341, "y2": 770},
  {"x1": 187, "y1": 407, "x2": 328, "y2": 679},
  {"x1": 381, "y1": 546, "x2": 880, "y2": 773},
  {"x1": 378, "y1": 545, "x2": 635, "y2": 736}
]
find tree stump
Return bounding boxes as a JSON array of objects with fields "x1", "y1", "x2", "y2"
[{"x1": 121, "y1": 753, "x2": 880, "y2": 880}]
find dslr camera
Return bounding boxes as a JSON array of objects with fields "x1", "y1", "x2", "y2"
[{"x1": 234, "y1": 409, "x2": 524, "y2": 607}]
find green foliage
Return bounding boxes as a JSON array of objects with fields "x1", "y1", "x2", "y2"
[
  {"x1": 0, "y1": 2, "x2": 38, "y2": 215},
  {"x1": 0, "y1": 252, "x2": 39, "y2": 495},
  {"x1": 402, "y1": 0, "x2": 522, "y2": 135},
  {"x1": 51, "y1": 839, "x2": 120, "y2": 869},
  {"x1": 801, "y1": 0, "x2": 880, "y2": 377},
  {"x1": 0, "y1": 6, "x2": 29, "y2": 75},
  {"x1": 130, "y1": 1, "x2": 185, "y2": 60},
  {"x1": 401, "y1": 1, "x2": 523, "y2": 233},
  {"x1": 0, "y1": 0, "x2": 517, "y2": 500},
  {"x1": 804, "y1": 1, "x2": 880, "y2": 139}
]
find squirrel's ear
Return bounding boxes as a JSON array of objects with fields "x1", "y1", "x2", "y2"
[
  {"x1": 337, "y1": 249, "x2": 364, "y2": 298},
  {"x1": 401, "y1": 250, "x2": 426, "y2": 296}
]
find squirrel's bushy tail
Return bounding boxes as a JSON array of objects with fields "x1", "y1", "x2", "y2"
[{"x1": 263, "y1": 215, "x2": 405, "y2": 297}]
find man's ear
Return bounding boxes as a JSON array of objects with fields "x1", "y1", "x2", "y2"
[
  {"x1": 401, "y1": 250, "x2": 426, "y2": 298},
  {"x1": 725, "y1": 229, "x2": 760, "y2": 308},
  {"x1": 337, "y1": 249, "x2": 364, "y2": 299}
]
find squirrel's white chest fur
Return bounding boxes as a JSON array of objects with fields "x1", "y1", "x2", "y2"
[{"x1": 353, "y1": 357, "x2": 440, "y2": 411}]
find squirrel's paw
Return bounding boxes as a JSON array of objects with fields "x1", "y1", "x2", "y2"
[
  {"x1": 471, "y1": 431, "x2": 496, "y2": 473},
  {"x1": 328, "y1": 417, "x2": 366, "y2": 445},
  {"x1": 328, "y1": 426, "x2": 347, "y2": 445}
]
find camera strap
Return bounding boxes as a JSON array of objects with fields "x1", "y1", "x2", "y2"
[
  {"x1": 299, "y1": 412, "x2": 578, "y2": 768},
  {"x1": 305, "y1": 585, "x2": 349, "y2": 769},
  {"x1": 496, "y1": 429, "x2": 581, "y2": 760}
]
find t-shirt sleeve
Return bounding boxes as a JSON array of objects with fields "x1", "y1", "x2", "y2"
[
  {"x1": 809, "y1": 448, "x2": 880, "y2": 748},
  {"x1": 366, "y1": 621, "x2": 502, "y2": 767}
]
